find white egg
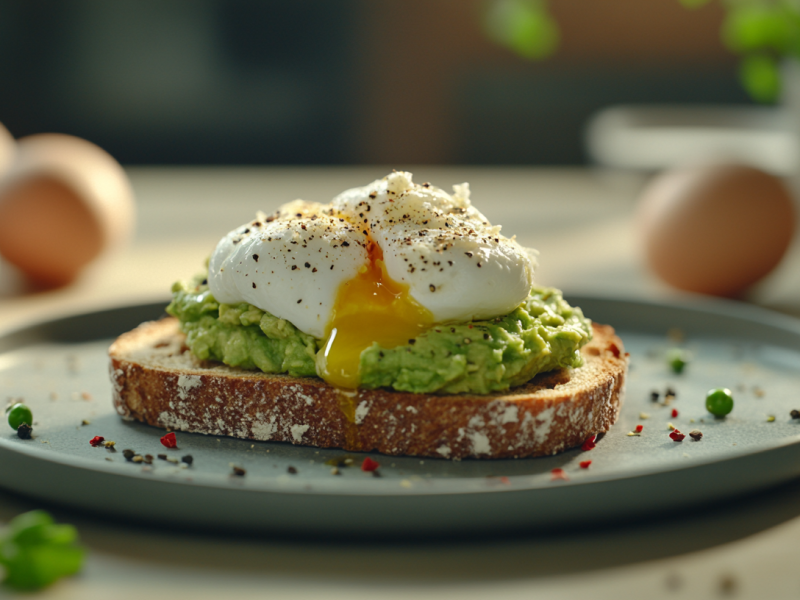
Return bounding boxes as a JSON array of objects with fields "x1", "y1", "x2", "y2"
[
  {"x1": 210, "y1": 172, "x2": 536, "y2": 335},
  {"x1": 209, "y1": 203, "x2": 367, "y2": 338},
  {"x1": 332, "y1": 171, "x2": 536, "y2": 322}
]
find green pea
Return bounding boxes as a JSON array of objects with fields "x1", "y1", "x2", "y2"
[
  {"x1": 7, "y1": 403, "x2": 33, "y2": 431},
  {"x1": 667, "y1": 348, "x2": 689, "y2": 374},
  {"x1": 706, "y1": 388, "x2": 734, "y2": 417}
]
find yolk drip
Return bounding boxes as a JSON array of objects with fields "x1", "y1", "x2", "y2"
[{"x1": 317, "y1": 241, "x2": 434, "y2": 389}]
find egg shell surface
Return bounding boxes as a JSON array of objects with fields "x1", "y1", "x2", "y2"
[
  {"x1": 0, "y1": 134, "x2": 135, "y2": 287},
  {"x1": 638, "y1": 163, "x2": 796, "y2": 297}
]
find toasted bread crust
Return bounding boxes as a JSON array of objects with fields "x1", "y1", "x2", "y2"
[{"x1": 109, "y1": 318, "x2": 628, "y2": 459}]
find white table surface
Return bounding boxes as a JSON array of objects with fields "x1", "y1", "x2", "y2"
[{"x1": 2, "y1": 166, "x2": 800, "y2": 599}]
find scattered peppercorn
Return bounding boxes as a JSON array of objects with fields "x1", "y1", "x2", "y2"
[
  {"x1": 287, "y1": 466, "x2": 298, "y2": 474},
  {"x1": 791, "y1": 410, "x2": 800, "y2": 419},
  {"x1": 231, "y1": 466, "x2": 246, "y2": 477},
  {"x1": 16, "y1": 423, "x2": 32, "y2": 439},
  {"x1": 719, "y1": 574, "x2": 737, "y2": 596},
  {"x1": 650, "y1": 391, "x2": 660, "y2": 403},
  {"x1": 371, "y1": 470, "x2": 382, "y2": 478},
  {"x1": 157, "y1": 454, "x2": 167, "y2": 460},
  {"x1": 143, "y1": 454, "x2": 153, "y2": 465},
  {"x1": 122, "y1": 449, "x2": 135, "y2": 461},
  {"x1": 181, "y1": 455, "x2": 193, "y2": 466},
  {"x1": 361, "y1": 457, "x2": 380, "y2": 472},
  {"x1": 160, "y1": 432, "x2": 177, "y2": 448},
  {"x1": 89, "y1": 436, "x2": 105, "y2": 447},
  {"x1": 689, "y1": 429, "x2": 703, "y2": 441},
  {"x1": 669, "y1": 429, "x2": 686, "y2": 442}
]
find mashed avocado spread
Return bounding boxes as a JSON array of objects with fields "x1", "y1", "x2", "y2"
[{"x1": 167, "y1": 274, "x2": 592, "y2": 395}]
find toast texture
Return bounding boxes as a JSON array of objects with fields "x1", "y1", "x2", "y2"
[{"x1": 109, "y1": 318, "x2": 628, "y2": 459}]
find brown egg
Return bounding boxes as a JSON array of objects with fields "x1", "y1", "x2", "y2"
[
  {"x1": 0, "y1": 122, "x2": 14, "y2": 176},
  {"x1": 638, "y1": 164, "x2": 796, "y2": 297},
  {"x1": 0, "y1": 134, "x2": 135, "y2": 288}
]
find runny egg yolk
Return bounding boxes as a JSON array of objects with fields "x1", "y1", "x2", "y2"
[{"x1": 317, "y1": 240, "x2": 434, "y2": 389}]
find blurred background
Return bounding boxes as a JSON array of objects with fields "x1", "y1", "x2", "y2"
[{"x1": 0, "y1": 0, "x2": 750, "y2": 166}]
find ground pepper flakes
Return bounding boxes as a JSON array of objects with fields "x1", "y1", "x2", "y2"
[
  {"x1": 579, "y1": 460, "x2": 592, "y2": 469},
  {"x1": 16, "y1": 423, "x2": 32, "y2": 439},
  {"x1": 89, "y1": 436, "x2": 105, "y2": 447},
  {"x1": 160, "y1": 432, "x2": 177, "y2": 448},
  {"x1": 361, "y1": 457, "x2": 380, "y2": 472},
  {"x1": 669, "y1": 429, "x2": 686, "y2": 442},
  {"x1": 580, "y1": 435, "x2": 597, "y2": 451}
]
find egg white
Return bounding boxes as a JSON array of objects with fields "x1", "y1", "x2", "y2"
[
  {"x1": 208, "y1": 201, "x2": 367, "y2": 338},
  {"x1": 331, "y1": 171, "x2": 536, "y2": 322},
  {"x1": 209, "y1": 172, "x2": 536, "y2": 338}
]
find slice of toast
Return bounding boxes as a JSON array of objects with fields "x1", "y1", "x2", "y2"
[{"x1": 109, "y1": 318, "x2": 628, "y2": 459}]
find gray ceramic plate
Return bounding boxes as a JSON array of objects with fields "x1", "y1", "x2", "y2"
[{"x1": 1, "y1": 297, "x2": 800, "y2": 536}]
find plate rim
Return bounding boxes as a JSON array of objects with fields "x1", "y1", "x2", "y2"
[{"x1": 1, "y1": 294, "x2": 799, "y2": 499}]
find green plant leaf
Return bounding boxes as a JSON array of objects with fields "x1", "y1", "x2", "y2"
[
  {"x1": 740, "y1": 53, "x2": 781, "y2": 101},
  {"x1": 0, "y1": 511, "x2": 85, "y2": 591},
  {"x1": 484, "y1": 0, "x2": 560, "y2": 60},
  {"x1": 722, "y1": 4, "x2": 792, "y2": 53},
  {"x1": 679, "y1": 0, "x2": 714, "y2": 8}
]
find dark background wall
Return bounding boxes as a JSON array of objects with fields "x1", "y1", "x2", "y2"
[{"x1": 0, "y1": 0, "x2": 752, "y2": 165}]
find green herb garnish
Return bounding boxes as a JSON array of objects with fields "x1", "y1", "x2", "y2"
[{"x1": 0, "y1": 510, "x2": 85, "y2": 590}]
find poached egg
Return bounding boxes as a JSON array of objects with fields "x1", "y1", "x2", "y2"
[{"x1": 209, "y1": 171, "x2": 535, "y2": 388}]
